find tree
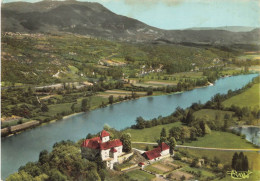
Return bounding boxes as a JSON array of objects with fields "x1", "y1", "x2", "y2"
[
  {"x1": 242, "y1": 155, "x2": 249, "y2": 171},
  {"x1": 147, "y1": 86, "x2": 153, "y2": 95},
  {"x1": 108, "y1": 95, "x2": 114, "y2": 104},
  {"x1": 49, "y1": 169, "x2": 67, "y2": 181},
  {"x1": 168, "y1": 137, "x2": 176, "y2": 155},
  {"x1": 95, "y1": 154, "x2": 106, "y2": 171},
  {"x1": 6, "y1": 171, "x2": 33, "y2": 181},
  {"x1": 180, "y1": 175, "x2": 186, "y2": 181},
  {"x1": 71, "y1": 103, "x2": 76, "y2": 112},
  {"x1": 39, "y1": 150, "x2": 49, "y2": 165},
  {"x1": 160, "y1": 128, "x2": 166, "y2": 137},
  {"x1": 86, "y1": 133, "x2": 94, "y2": 139},
  {"x1": 86, "y1": 170, "x2": 101, "y2": 181},
  {"x1": 81, "y1": 98, "x2": 90, "y2": 112},
  {"x1": 19, "y1": 162, "x2": 42, "y2": 177},
  {"x1": 136, "y1": 117, "x2": 145, "y2": 129},
  {"x1": 190, "y1": 158, "x2": 199, "y2": 167},
  {"x1": 183, "y1": 109, "x2": 194, "y2": 125},
  {"x1": 158, "y1": 136, "x2": 167, "y2": 145},
  {"x1": 120, "y1": 133, "x2": 132, "y2": 153},
  {"x1": 41, "y1": 104, "x2": 49, "y2": 112},
  {"x1": 169, "y1": 127, "x2": 182, "y2": 140}
]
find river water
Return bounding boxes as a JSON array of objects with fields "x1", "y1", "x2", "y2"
[{"x1": 1, "y1": 74, "x2": 258, "y2": 179}]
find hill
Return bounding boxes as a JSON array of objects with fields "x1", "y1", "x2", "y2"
[
  {"x1": 2, "y1": 33, "x2": 234, "y2": 84},
  {"x1": 2, "y1": 1, "x2": 260, "y2": 45}
]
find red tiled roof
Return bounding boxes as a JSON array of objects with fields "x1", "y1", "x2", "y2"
[
  {"x1": 100, "y1": 139, "x2": 122, "y2": 150},
  {"x1": 81, "y1": 136, "x2": 101, "y2": 149},
  {"x1": 100, "y1": 130, "x2": 110, "y2": 137},
  {"x1": 144, "y1": 147, "x2": 161, "y2": 160},
  {"x1": 81, "y1": 136, "x2": 122, "y2": 150},
  {"x1": 143, "y1": 142, "x2": 169, "y2": 160},
  {"x1": 160, "y1": 142, "x2": 170, "y2": 151}
]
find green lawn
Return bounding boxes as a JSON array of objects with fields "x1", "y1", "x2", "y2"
[
  {"x1": 183, "y1": 131, "x2": 257, "y2": 149},
  {"x1": 123, "y1": 122, "x2": 182, "y2": 142},
  {"x1": 181, "y1": 166, "x2": 215, "y2": 177},
  {"x1": 132, "y1": 143, "x2": 155, "y2": 151},
  {"x1": 177, "y1": 148, "x2": 260, "y2": 171},
  {"x1": 223, "y1": 83, "x2": 260, "y2": 108},
  {"x1": 125, "y1": 170, "x2": 155, "y2": 181},
  {"x1": 144, "y1": 163, "x2": 168, "y2": 174},
  {"x1": 193, "y1": 109, "x2": 234, "y2": 120}
]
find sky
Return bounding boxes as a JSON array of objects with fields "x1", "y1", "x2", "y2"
[{"x1": 2, "y1": 0, "x2": 260, "y2": 30}]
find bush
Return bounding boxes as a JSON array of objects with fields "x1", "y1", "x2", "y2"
[{"x1": 173, "y1": 152, "x2": 181, "y2": 160}]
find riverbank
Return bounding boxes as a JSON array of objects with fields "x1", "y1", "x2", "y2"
[
  {"x1": 1, "y1": 73, "x2": 257, "y2": 138},
  {"x1": 1, "y1": 120, "x2": 40, "y2": 137},
  {"x1": 0, "y1": 84, "x2": 197, "y2": 138}
]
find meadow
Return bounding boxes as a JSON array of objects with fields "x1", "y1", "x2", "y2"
[{"x1": 223, "y1": 83, "x2": 260, "y2": 108}]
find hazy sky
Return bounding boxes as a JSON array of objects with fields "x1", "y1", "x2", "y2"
[{"x1": 2, "y1": 0, "x2": 260, "y2": 29}]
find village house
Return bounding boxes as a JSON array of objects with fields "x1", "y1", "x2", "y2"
[
  {"x1": 142, "y1": 142, "x2": 170, "y2": 162},
  {"x1": 81, "y1": 130, "x2": 123, "y2": 169}
]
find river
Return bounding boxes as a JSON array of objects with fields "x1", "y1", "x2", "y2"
[{"x1": 1, "y1": 74, "x2": 258, "y2": 179}]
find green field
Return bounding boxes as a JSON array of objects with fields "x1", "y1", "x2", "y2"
[
  {"x1": 124, "y1": 170, "x2": 155, "y2": 181},
  {"x1": 193, "y1": 109, "x2": 234, "y2": 120},
  {"x1": 132, "y1": 143, "x2": 155, "y2": 151},
  {"x1": 123, "y1": 122, "x2": 182, "y2": 142},
  {"x1": 223, "y1": 83, "x2": 260, "y2": 108},
  {"x1": 178, "y1": 148, "x2": 260, "y2": 171},
  {"x1": 181, "y1": 166, "x2": 215, "y2": 177},
  {"x1": 183, "y1": 131, "x2": 257, "y2": 149}
]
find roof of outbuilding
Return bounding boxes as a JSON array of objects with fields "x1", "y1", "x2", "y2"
[
  {"x1": 143, "y1": 147, "x2": 161, "y2": 160},
  {"x1": 143, "y1": 142, "x2": 169, "y2": 160},
  {"x1": 160, "y1": 142, "x2": 170, "y2": 151}
]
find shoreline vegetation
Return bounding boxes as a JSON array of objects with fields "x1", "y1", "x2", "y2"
[{"x1": 2, "y1": 73, "x2": 259, "y2": 138}]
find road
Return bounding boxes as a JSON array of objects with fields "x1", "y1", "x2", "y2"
[{"x1": 132, "y1": 142, "x2": 260, "y2": 152}]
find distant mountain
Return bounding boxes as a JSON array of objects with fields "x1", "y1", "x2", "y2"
[
  {"x1": 2, "y1": 1, "x2": 260, "y2": 45},
  {"x1": 186, "y1": 26, "x2": 259, "y2": 32}
]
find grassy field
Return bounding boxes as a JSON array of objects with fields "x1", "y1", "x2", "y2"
[
  {"x1": 177, "y1": 148, "x2": 260, "y2": 171},
  {"x1": 193, "y1": 109, "x2": 235, "y2": 128},
  {"x1": 181, "y1": 166, "x2": 215, "y2": 177},
  {"x1": 123, "y1": 122, "x2": 182, "y2": 142},
  {"x1": 183, "y1": 131, "x2": 257, "y2": 149},
  {"x1": 223, "y1": 83, "x2": 259, "y2": 108},
  {"x1": 193, "y1": 109, "x2": 234, "y2": 120},
  {"x1": 132, "y1": 143, "x2": 155, "y2": 151},
  {"x1": 124, "y1": 170, "x2": 155, "y2": 181}
]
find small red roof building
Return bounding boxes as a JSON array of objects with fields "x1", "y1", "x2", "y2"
[
  {"x1": 143, "y1": 142, "x2": 170, "y2": 160},
  {"x1": 160, "y1": 142, "x2": 170, "y2": 151}
]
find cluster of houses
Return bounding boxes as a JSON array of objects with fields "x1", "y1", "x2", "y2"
[
  {"x1": 81, "y1": 130, "x2": 171, "y2": 169},
  {"x1": 139, "y1": 64, "x2": 164, "y2": 76}
]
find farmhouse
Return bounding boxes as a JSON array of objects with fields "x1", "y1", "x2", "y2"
[
  {"x1": 81, "y1": 130, "x2": 123, "y2": 169},
  {"x1": 143, "y1": 142, "x2": 170, "y2": 162}
]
